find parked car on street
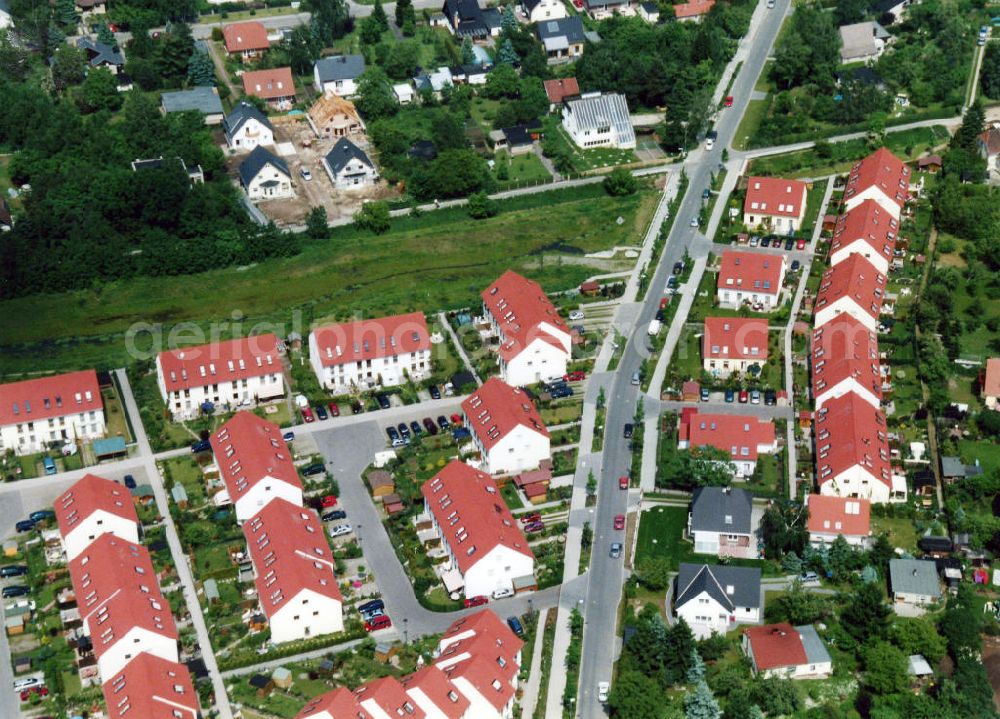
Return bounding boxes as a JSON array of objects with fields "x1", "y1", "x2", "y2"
[
  {"x1": 568, "y1": 310, "x2": 585, "y2": 321},
  {"x1": 365, "y1": 615, "x2": 392, "y2": 631},
  {"x1": 796, "y1": 238, "x2": 806, "y2": 250},
  {"x1": 437, "y1": 416, "x2": 450, "y2": 429},
  {"x1": 464, "y1": 595, "x2": 489, "y2": 608},
  {"x1": 700, "y1": 387, "x2": 710, "y2": 401},
  {"x1": 506, "y1": 616, "x2": 524, "y2": 636},
  {"x1": 429, "y1": 384, "x2": 441, "y2": 400},
  {"x1": 623, "y1": 423, "x2": 634, "y2": 439},
  {"x1": 283, "y1": 431, "x2": 295, "y2": 442},
  {"x1": 2, "y1": 585, "x2": 29, "y2": 598},
  {"x1": 320, "y1": 495, "x2": 338, "y2": 508},
  {"x1": 386, "y1": 426, "x2": 403, "y2": 447},
  {"x1": 614, "y1": 514, "x2": 625, "y2": 530},
  {"x1": 423, "y1": 417, "x2": 438, "y2": 435},
  {"x1": 791, "y1": 260, "x2": 801, "y2": 271},
  {"x1": 750, "y1": 389, "x2": 761, "y2": 404},
  {"x1": 29, "y1": 510, "x2": 54, "y2": 523},
  {"x1": 520, "y1": 513, "x2": 541, "y2": 524},
  {"x1": 452, "y1": 427, "x2": 471, "y2": 441},
  {"x1": 738, "y1": 390, "x2": 749, "y2": 404},
  {"x1": 301, "y1": 407, "x2": 315, "y2": 423},
  {"x1": 492, "y1": 587, "x2": 514, "y2": 599},
  {"x1": 377, "y1": 394, "x2": 391, "y2": 410},
  {"x1": 619, "y1": 476, "x2": 629, "y2": 490},
  {"x1": 0, "y1": 565, "x2": 28, "y2": 578},
  {"x1": 322, "y1": 510, "x2": 347, "y2": 522},
  {"x1": 315, "y1": 405, "x2": 328, "y2": 421},
  {"x1": 725, "y1": 389, "x2": 735, "y2": 403},
  {"x1": 609, "y1": 542, "x2": 623, "y2": 559},
  {"x1": 329, "y1": 524, "x2": 353, "y2": 538},
  {"x1": 191, "y1": 439, "x2": 212, "y2": 453},
  {"x1": 14, "y1": 520, "x2": 34, "y2": 533},
  {"x1": 598, "y1": 682, "x2": 610, "y2": 703},
  {"x1": 564, "y1": 371, "x2": 586, "y2": 382},
  {"x1": 397, "y1": 422, "x2": 410, "y2": 439},
  {"x1": 328, "y1": 403, "x2": 340, "y2": 417},
  {"x1": 724, "y1": 95, "x2": 734, "y2": 107},
  {"x1": 550, "y1": 385, "x2": 574, "y2": 399},
  {"x1": 302, "y1": 464, "x2": 325, "y2": 476},
  {"x1": 764, "y1": 389, "x2": 776, "y2": 406},
  {"x1": 523, "y1": 521, "x2": 545, "y2": 533},
  {"x1": 410, "y1": 421, "x2": 422, "y2": 436}
]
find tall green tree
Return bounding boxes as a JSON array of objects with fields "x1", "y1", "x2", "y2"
[
  {"x1": 954, "y1": 99, "x2": 985, "y2": 151},
  {"x1": 840, "y1": 581, "x2": 891, "y2": 643},
  {"x1": 685, "y1": 680, "x2": 721, "y2": 719},
  {"x1": 497, "y1": 38, "x2": 518, "y2": 65},
  {"x1": 187, "y1": 49, "x2": 216, "y2": 86},
  {"x1": 395, "y1": 0, "x2": 415, "y2": 29},
  {"x1": 460, "y1": 37, "x2": 475, "y2": 65},
  {"x1": 354, "y1": 68, "x2": 399, "y2": 120},
  {"x1": 50, "y1": 44, "x2": 87, "y2": 91},
  {"x1": 159, "y1": 22, "x2": 195, "y2": 85},
  {"x1": 371, "y1": 0, "x2": 389, "y2": 31},
  {"x1": 77, "y1": 67, "x2": 122, "y2": 112},
  {"x1": 53, "y1": 0, "x2": 78, "y2": 28},
  {"x1": 306, "y1": 0, "x2": 351, "y2": 44},
  {"x1": 97, "y1": 23, "x2": 116, "y2": 47},
  {"x1": 862, "y1": 641, "x2": 910, "y2": 695}
]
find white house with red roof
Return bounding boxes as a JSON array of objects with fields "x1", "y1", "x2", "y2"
[
  {"x1": 462, "y1": 378, "x2": 550, "y2": 475},
  {"x1": 309, "y1": 312, "x2": 431, "y2": 393},
  {"x1": 68, "y1": 534, "x2": 178, "y2": 679},
  {"x1": 982, "y1": 357, "x2": 1000, "y2": 411},
  {"x1": 481, "y1": 270, "x2": 572, "y2": 386},
  {"x1": 297, "y1": 688, "x2": 372, "y2": 719},
  {"x1": 743, "y1": 623, "x2": 832, "y2": 679},
  {"x1": 716, "y1": 251, "x2": 786, "y2": 311},
  {"x1": 805, "y1": 494, "x2": 872, "y2": 548},
  {"x1": 102, "y1": 653, "x2": 200, "y2": 719},
  {"x1": 210, "y1": 411, "x2": 303, "y2": 522},
  {"x1": 421, "y1": 461, "x2": 534, "y2": 598},
  {"x1": 243, "y1": 497, "x2": 342, "y2": 643},
  {"x1": 702, "y1": 317, "x2": 769, "y2": 377},
  {"x1": 242, "y1": 67, "x2": 296, "y2": 108},
  {"x1": 156, "y1": 334, "x2": 285, "y2": 420},
  {"x1": 222, "y1": 21, "x2": 270, "y2": 61},
  {"x1": 354, "y1": 677, "x2": 427, "y2": 719},
  {"x1": 811, "y1": 314, "x2": 882, "y2": 410},
  {"x1": 401, "y1": 665, "x2": 472, "y2": 718},
  {"x1": 0, "y1": 370, "x2": 105, "y2": 455},
  {"x1": 843, "y1": 147, "x2": 911, "y2": 219},
  {"x1": 55, "y1": 473, "x2": 140, "y2": 561},
  {"x1": 829, "y1": 199, "x2": 898, "y2": 275},
  {"x1": 678, "y1": 410, "x2": 777, "y2": 479},
  {"x1": 813, "y1": 253, "x2": 886, "y2": 332},
  {"x1": 742, "y1": 176, "x2": 808, "y2": 233},
  {"x1": 815, "y1": 392, "x2": 906, "y2": 503}
]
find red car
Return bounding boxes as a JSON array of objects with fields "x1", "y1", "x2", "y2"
[
  {"x1": 301, "y1": 406, "x2": 315, "y2": 423},
  {"x1": 619, "y1": 476, "x2": 629, "y2": 490},
  {"x1": 523, "y1": 521, "x2": 545, "y2": 533},
  {"x1": 365, "y1": 615, "x2": 392, "y2": 632},
  {"x1": 328, "y1": 402, "x2": 340, "y2": 417},
  {"x1": 450, "y1": 413, "x2": 463, "y2": 425},
  {"x1": 20, "y1": 687, "x2": 48, "y2": 701},
  {"x1": 724, "y1": 95, "x2": 734, "y2": 107},
  {"x1": 520, "y1": 512, "x2": 541, "y2": 524},
  {"x1": 320, "y1": 495, "x2": 338, "y2": 508},
  {"x1": 464, "y1": 595, "x2": 489, "y2": 608},
  {"x1": 660, "y1": 297, "x2": 670, "y2": 309},
  {"x1": 614, "y1": 514, "x2": 625, "y2": 530},
  {"x1": 796, "y1": 238, "x2": 806, "y2": 250},
  {"x1": 563, "y1": 371, "x2": 586, "y2": 382},
  {"x1": 738, "y1": 390, "x2": 749, "y2": 403}
]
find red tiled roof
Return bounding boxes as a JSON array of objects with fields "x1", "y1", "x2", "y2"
[
  {"x1": 242, "y1": 67, "x2": 295, "y2": 100},
  {"x1": 844, "y1": 147, "x2": 910, "y2": 209},
  {"x1": 673, "y1": 0, "x2": 715, "y2": 17},
  {"x1": 401, "y1": 665, "x2": 470, "y2": 719},
  {"x1": 243, "y1": 498, "x2": 342, "y2": 618},
  {"x1": 436, "y1": 610, "x2": 522, "y2": 710},
  {"x1": 297, "y1": 687, "x2": 372, "y2": 719},
  {"x1": 462, "y1": 377, "x2": 549, "y2": 451},
  {"x1": 814, "y1": 253, "x2": 885, "y2": 322},
  {"x1": 815, "y1": 392, "x2": 891, "y2": 488},
  {"x1": 806, "y1": 494, "x2": 871, "y2": 537},
  {"x1": 210, "y1": 411, "x2": 301, "y2": 502},
  {"x1": 543, "y1": 78, "x2": 580, "y2": 104},
  {"x1": 421, "y1": 461, "x2": 533, "y2": 574},
  {"x1": 702, "y1": 317, "x2": 769, "y2": 362},
  {"x1": 158, "y1": 334, "x2": 281, "y2": 393},
  {"x1": 514, "y1": 467, "x2": 552, "y2": 488},
  {"x1": 68, "y1": 534, "x2": 177, "y2": 660},
  {"x1": 744, "y1": 624, "x2": 808, "y2": 671},
  {"x1": 743, "y1": 176, "x2": 808, "y2": 218},
  {"x1": 356, "y1": 677, "x2": 426, "y2": 719},
  {"x1": 984, "y1": 357, "x2": 1000, "y2": 398},
  {"x1": 829, "y1": 199, "x2": 897, "y2": 263},
  {"x1": 102, "y1": 654, "x2": 199, "y2": 719},
  {"x1": 917, "y1": 154, "x2": 942, "y2": 168},
  {"x1": 717, "y1": 251, "x2": 785, "y2": 297},
  {"x1": 223, "y1": 21, "x2": 270, "y2": 53},
  {"x1": 811, "y1": 313, "x2": 881, "y2": 403},
  {"x1": 482, "y1": 271, "x2": 570, "y2": 363},
  {"x1": 311, "y1": 312, "x2": 430, "y2": 367},
  {"x1": 56, "y1": 473, "x2": 138, "y2": 540},
  {"x1": 523, "y1": 482, "x2": 547, "y2": 498},
  {"x1": 0, "y1": 369, "x2": 102, "y2": 426},
  {"x1": 679, "y1": 410, "x2": 776, "y2": 461}
]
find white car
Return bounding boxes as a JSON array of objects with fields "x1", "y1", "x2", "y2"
[
  {"x1": 568, "y1": 310, "x2": 585, "y2": 321},
  {"x1": 491, "y1": 587, "x2": 514, "y2": 600},
  {"x1": 690, "y1": 218, "x2": 699, "y2": 227},
  {"x1": 705, "y1": 138, "x2": 714, "y2": 150},
  {"x1": 598, "y1": 681, "x2": 610, "y2": 703},
  {"x1": 329, "y1": 524, "x2": 353, "y2": 538},
  {"x1": 13, "y1": 677, "x2": 44, "y2": 690},
  {"x1": 300, "y1": 167, "x2": 313, "y2": 181}
]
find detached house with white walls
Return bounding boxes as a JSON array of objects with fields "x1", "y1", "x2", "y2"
[
  {"x1": 313, "y1": 55, "x2": 366, "y2": 96},
  {"x1": 421, "y1": 461, "x2": 535, "y2": 599},
  {"x1": 322, "y1": 138, "x2": 378, "y2": 190},
  {"x1": 243, "y1": 498, "x2": 343, "y2": 643},
  {"x1": 829, "y1": 199, "x2": 898, "y2": 275},
  {"x1": 813, "y1": 254, "x2": 886, "y2": 332},
  {"x1": 716, "y1": 250, "x2": 786, "y2": 311},
  {"x1": 688, "y1": 487, "x2": 756, "y2": 559},
  {"x1": 222, "y1": 21, "x2": 271, "y2": 61},
  {"x1": 743, "y1": 624, "x2": 832, "y2": 679},
  {"x1": 523, "y1": 0, "x2": 567, "y2": 23},
  {"x1": 562, "y1": 92, "x2": 636, "y2": 149},
  {"x1": 309, "y1": 312, "x2": 431, "y2": 393},
  {"x1": 223, "y1": 101, "x2": 275, "y2": 151},
  {"x1": 843, "y1": 147, "x2": 910, "y2": 219},
  {"x1": 678, "y1": 410, "x2": 777, "y2": 479},
  {"x1": 0, "y1": 369, "x2": 106, "y2": 456},
  {"x1": 239, "y1": 146, "x2": 293, "y2": 201},
  {"x1": 811, "y1": 314, "x2": 883, "y2": 410},
  {"x1": 480, "y1": 270, "x2": 572, "y2": 386},
  {"x1": 102, "y1": 654, "x2": 201, "y2": 719},
  {"x1": 210, "y1": 411, "x2": 303, "y2": 522},
  {"x1": 462, "y1": 378, "x2": 550, "y2": 476},
  {"x1": 55, "y1": 473, "x2": 140, "y2": 562},
  {"x1": 674, "y1": 563, "x2": 762, "y2": 639},
  {"x1": 742, "y1": 176, "x2": 808, "y2": 234},
  {"x1": 156, "y1": 334, "x2": 285, "y2": 420},
  {"x1": 702, "y1": 317, "x2": 769, "y2": 377}
]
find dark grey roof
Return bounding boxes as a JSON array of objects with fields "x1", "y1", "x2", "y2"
[
  {"x1": 314, "y1": 55, "x2": 366, "y2": 83},
  {"x1": 641, "y1": 1, "x2": 659, "y2": 11},
  {"x1": 76, "y1": 37, "x2": 124, "y2": 67},
  {"x1": 537, "y1": 16, "x2": 586, "y2": 45},
  {"x1": 323, "y1": 138, "x2": 373, "y2": 175},
  {"x1": 676, "y1": 563, "x2": 761, "y2": 612},
  {"x1": 223, "y1": 101, "x2": 274, "y2": 142},
  {"x1": 161, "y1": 86, "x2": 225, "y2": 116},
  {"x1": 443, "y1": 0, "x2": 498, "y2": 37},
  {"x1": 409, "y1": 140, "x2": 437, "y2": 160},
  {"x1": 238, "y1": 146, "x2": 290, "y2": 186},
  {"x1": 522, "y1": 0, "x2": 543, "y2": 12},
  {"x1": 502, "y1": 124, "x2": 535, "y2": 146},
  {"x1": 872, "y1": 0, "x2": 906, "y2": 14},
  {"x1": 690, "y1": 487, "x2": 753, "y2": 535},
  {"x1": 889, "y1": 559, "x2": 941, "y2": 598}
]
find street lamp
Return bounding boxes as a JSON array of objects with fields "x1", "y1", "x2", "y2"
[
  {"x1": 528, "y1": 598, "x2": 533, "y2": 617},
  {"x1": 403, "y1": 617, "x2": 409, "y2": 645}
]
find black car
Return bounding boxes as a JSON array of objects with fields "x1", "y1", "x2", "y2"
[
  {"x1": 2, "y1": 585, "x2": 29, "y2": 598},
  {"x1": 315, "y1": 405, "x2": 329, "y2": 421},
  {"x1": 672, "y1": 261, "x2": 684, "y2": 275},
  {"x1": 322, "y1": 510, "x2": 347, "y2": 522},
  {"x1": 761, "y1": 237, "x2": 771, "y2": 247},
  {"x1": 302, "y1": 464, "x2": 326, "y2": 476},
  {"x1": 0, "y1": 565, "x2": 28, "y2": 578},
  {"x1": 410, "y1": 421, "x2": 422, "y2": 436},
  {"x1": 655, "y1": 309, "x2": 664, "y2": 321},
  {"x1": 506, "y1": 616, "x2": 525, "y2": 637},
  {"x1": 387, "y1": 426, "x2": 402, "y2": 446},
  {"x1": 764, "y1": 389, "x2": 777, "y2": 406},
  {"x1": 428, "y1": 384, "x2": 441, "y2": 400},
  {"x1": 191, "y1": 440, "x2": 212, "y2": 454},
  {"x1": 28, "y1": 510, "x2": 54, "y2": 523},
  {"x1": 437, "y1": 415, "x2": 450, "y2": 429},
  {"x1": 351, "y1": 401, "x2": 364, "y2": 414},
  {"x1": 15, "y1": 520, "x2": 35, "y2": 533},
  {"x1": 376, "y1": 394, "x2": 391, "y2": 410},
  {"x1": 358, "y1": 599, "x2": 385, "y2": 617},
  {"x1": 791, "y1": 260, "x2": 801, "y2": 272},
  {"x1": 123, "y1": 474, "x2": 137, "y2": 490},
  {"x1": 623, "y1": 423, "x2": 634, "y2": 439},
  {"x1": 423, "y1": 418, "x2": 438, "y2": 435},
  {"x1": 784, "y1": 238, "x2": 795, "y2": 251},
  {"x1": 551, "y1": 386, "x2": 574, "y2": 399}
]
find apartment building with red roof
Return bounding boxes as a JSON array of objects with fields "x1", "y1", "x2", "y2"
[
  {"x1": 156, "y1": 334, "x2": 284, "y2": 420},
  {"x1": 222, "y1": 21, "x2": 270, "y2": 60},
  {"x1": 805, "y1": 494, "x2": 872, "y2": 548},
  {"x1": 354, "y1": 677, "x2": 427, "y2": 719},
  {"x1": 462, "y1": 377, "x2": 550, "y2": 475},
  {"x1": 421, "y1": 461, "x2": 534, "y2": 598},
  {"x1": 401, "y1": 665, "x2": 472, "y2": 718},
  {"x1": 702, "y1": 317, "x2": 769, "y2": 377},
  {"x1": 242, "y1": 67, "x2": 296, "y2": 106},
  {"x1": 716, "y1": 250, "x2": 787, "y2": 311},
  {"x1": 742, "y1": 176, "x2": 809, "y2": 233},
  {"x1": 813, "y1": 253, "x2": 886, "y2": 332},
  {"x1": 843, "y1": 147, "x2": 911, "y2": 219},
  {"x1": 743, "y1": 624, "x2": 832, "y2": 679},
  {"x1": 829, "y1": 199, "x2": 898, "y2": 275},
  {"x1": 102, "y1": 653, "x2": 200, "y2": 719},
  {"x1": 481, "y1": 270, "x2": 572, "y2": 386},
  {"x1": 0, "y1": 369, "x2": 105, "y2": 456},
  {"x1": 242, "y1": 497, "x2": 343, "y2": 643},
  {"x1": 297, "y1": 687, "x2": 372, "y2": 719},
  {"x1": 210, "y1": 411, "x2": 303, "y2": 522},
  {"x1": 55, "y1": 473, "x2": 139, "y2": 561},
  {"x1": 309, "y1": 312, "x2": 431, "y2": 394},
  {"x1": 811, "y1": 313, "x2": 883, "y2": 410},
  {"x1": 815, "y1": 392, "x2": 905, "y2": 503},
  {"x1": 678, "y1": 410, "x2": 777, "y2": 479},
  {"x1": 68, "y1": 534, "x2": 179, "y2": 680}
]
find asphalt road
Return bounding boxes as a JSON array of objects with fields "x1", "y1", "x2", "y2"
[{"x1": 573, "y1": 0, "x2": 794, "y2": 715}]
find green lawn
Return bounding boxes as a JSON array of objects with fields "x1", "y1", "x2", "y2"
[
  {"x1": 635, "y1": 505, "x2": 692, "y2": 568},
  {"x1": 733, "y1": 99, "x2": 770, "y2": 151},
  {"x1": 872, "y1": 514, "x2": 919, "y2": 553},
  {"x1": 495, "y1": 151, "x2": 552, "y2": 185},
  {"x1": 958, "y1": 440, "x2": 1000, "y2": 475},
  {"x1": 0, "y1": 185, "x2": 658, "y2": 374}
]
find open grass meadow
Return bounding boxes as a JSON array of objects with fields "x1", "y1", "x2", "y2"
[{"x1": 0, "y1": 184, "x2": 658, "y2": 374}]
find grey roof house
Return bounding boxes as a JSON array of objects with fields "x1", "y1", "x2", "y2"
[
  {"x1": 161, "y1": 86, "x2": 225, "y2": 125},
  {"x1": 314, "y1": 55, "x2": 366, "y2": 95},
  {"x1": 889, "y1": 558, "x2": 941, "y2": 613},
  {"x1": 223, "y1": 101, "x2": 275, "y2": 150},
  {"x1": 441, "y1": 0, "x2": 502, "y2": 38},
  {"x1": 675, "y1": 563, "x2": 762, "y2": 638},
  {"x1": 941, "y1": 456, "x2": 984, "y2": 482},
  {"x1": 688, "y1": 487, "x2": 756, "y2": 559},
  {"x1": 238, "y1": 146, "x2": 293, "y2": 201},
  {"x1": 322, "y1": 138, "x2": 378, "y2": 190},
  {"x1": 537, "y1": 17, "x2": 587, "y2": 62},
  {"x1": 76, "y1": 37, "x2": 125, "y2": 72},
  {"x1": 839, "y1": 21, "x2": 891, "y2": 63}
]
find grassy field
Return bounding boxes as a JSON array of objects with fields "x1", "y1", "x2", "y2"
[
  {"x1": 872, "y1": 514, "x2": 919, "y2": 553},
  {"x1": 0, "y1": 185, "x2": 657, "y2": 374},
  {"x1": 635, "y1": 505, "x2": 692, "y2": 567}
]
